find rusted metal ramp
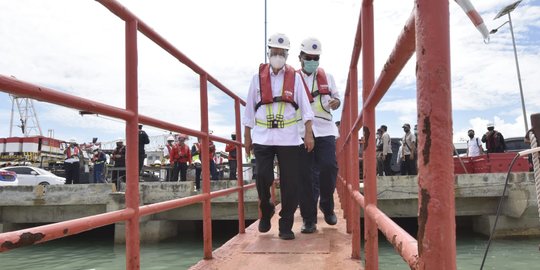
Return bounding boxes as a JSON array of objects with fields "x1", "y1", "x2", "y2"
[{"x1": 190, "y1": 197, "x2": 363, "y2": 270}]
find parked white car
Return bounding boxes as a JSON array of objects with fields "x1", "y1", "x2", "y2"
[
  {"x1": 0, "y1": 169, "x2": 19, "y2": 186},
  {"x1": 2, "y1": 166, "x2": 65, "y2": 186}
]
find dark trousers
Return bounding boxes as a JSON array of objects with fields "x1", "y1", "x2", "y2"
[
  {"x1": 138, "y1": 153, "x2": 145, "y2": 175},
  {"x1": 384, "y1": 154, "x2": 393, "y2": 176},
  {"x1": 172, "y1": 162, "x2": 188, "y2": 181},
  {"x1": 195, "y1": 167, "x2": 202, "y2": 189},
  {"x1": 311, "y1": 136, "x2": 338, "y2": 215},
  {"x1": 299, "y1": 144, "x2": 317, "y2": 224},
  {"x1": 210, "y1": 160, "x2": 219, "y2": 180},
  {"x1": 229, "y1": 160, "x2": 237, "y2": 180},
  {"x1": 400, "y1": 155, "x2": 417, "y2": 175},
  {"x1": 93, "y1": 164, "x2": 104, "y2": 183},
  {"x1": 253, "y1": 144, "x2": 301, "y2": 233},
  {"x1": 64, "y1": 161, "x2": 80, "y2": 184}
]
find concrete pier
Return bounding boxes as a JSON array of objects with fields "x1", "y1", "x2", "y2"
[
  {"x1": 0, "y1": 180, "x2": 261, "y2": 243},
  {"x1": 1, "y1": 172, "x2": 539, "y2": 242}
]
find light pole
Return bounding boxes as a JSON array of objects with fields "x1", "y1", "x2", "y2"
[{"x1": 490, "y1": 0, "x2": 528, "y2": 133}]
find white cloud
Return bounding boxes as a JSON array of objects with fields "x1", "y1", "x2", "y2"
[{"x1": 1, "y1": 0, "x2": 539, "y2": 148}]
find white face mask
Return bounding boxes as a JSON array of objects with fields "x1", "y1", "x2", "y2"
[{"x1": 269, "y1": 55, "x2": 286, "y2": 69}]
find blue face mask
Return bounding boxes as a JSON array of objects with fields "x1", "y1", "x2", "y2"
[{"x1": 303, "y1": 60, "x2": 319, "y2": 74}]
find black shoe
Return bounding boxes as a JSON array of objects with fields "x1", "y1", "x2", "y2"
[
  {"x1": 323, "y1": 212, "x2": 337, "y2": 225},
  {"x1": 278, "y1": 231, "x2": 295, "y2": 240},
  {"x1": 258, "y1": 209, "x2": 275, "y2": 233},
  {"x1": 301, "y1": 222, "x2": 317, "y2": 234}
]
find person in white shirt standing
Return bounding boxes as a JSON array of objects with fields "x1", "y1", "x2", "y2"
[
  {"x1": 296, "y1": 37, "x2": 341, "y2": 233},
  {"x1": 401, "y1": 123, "x2": 417, "y2": 175},
  {"x1": 466, "y1": 129, "x2": 484, "y2": 157},
  {"x1": 64, "y1": 138, "x2": 81, "y2": 184},
  {"x1": 243, "y1": 33, "x2": 315, "y2": 240},
  {"x1": 380, "y1": 125, "x2": 393, "y2": 176}
]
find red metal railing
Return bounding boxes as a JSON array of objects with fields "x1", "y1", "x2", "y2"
[
  {"x1": 336, "y1": 1, "x2": 456, "y2": 269},
  {"x1": 0, "y1": 0, "x2": 254, "y2": 269}
]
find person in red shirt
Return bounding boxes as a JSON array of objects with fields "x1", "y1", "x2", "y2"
[
  {"x1": 225, "y1": 132, "x2": 238, "y2": 180},
  {"x1": 170, "y1": 134, "x2": 192, "y2": 181}
]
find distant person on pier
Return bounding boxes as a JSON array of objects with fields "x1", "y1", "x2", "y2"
[
  {"x1": 138, "y1": 124, "x2": 150, "y2": 175},
  {"x1": 111, "y1": 139, "x2": 126, "y2": 186},
  {"x1": 296, "y1": 37, "x2": 340, "y2": 234},
  {"x1": 400, "y1": 123, "x2": 417, "y2": 175},
  {"x1": 481, "y1": 123, "x2": 506, "y2": 153},
  {"x1": 92, "y1": 146, "x2": 107, "y2": 183},
  {"x1": 64, "y1": 138, "x2": 81, "y2": 184},
  {"x1": 466, "y1": 129, "x2": 484, "y2": 157},
  {"x1": 243, "y1": 33, "x2": 314, "y2": 240},
  {"x1": 191, "y1": 138, "x2": 202, "y2": 190},
  {"x1": 171, "y1": 134, "x2": 191, "y2": 182},
  {"x1": 380, "y1": 125, "x2": 393, "y2": 176},
  {"x1": 163, "y1": 135, "x2": 175, "y2": 181},
  {"x1": 376, "y1": 128, "x2": 384, "y2": 176},
  {"x1": 225, "y1": 132, "x2": 238, "y2": 180}
]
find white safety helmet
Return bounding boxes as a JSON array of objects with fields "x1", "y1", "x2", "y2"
[
  {"x1": 300, "y1": 37, "x2": 322, "y2": 55},
  {"x1": 487, "y1": 123, "x2": 494, "y2": 128},
  {"x1": 268, "y1": 33, "x2": 290, "y2": 50},
  {"x1": 69, "y1": 138, "x2": 77, "y2": 143},
  {"x1": 167, "y1": 135, "x2": 175, "y2": 141}
]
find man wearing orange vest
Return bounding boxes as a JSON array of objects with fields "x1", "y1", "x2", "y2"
[
  {"x1": 225, "y1": 132, "x2": 238, "y2": 180},
  {"x1": 296, "y1": 37, "x2": 341, "y2": 234},
  {"x1": 171, "y1": 134, "x2": 192, "y2": 182},
  {"x1": 64, "y1": 138, "x2": 81, "y2": 184},
  {"x1": 243, "y1": 33, "x2": 315, "y2": 240}
]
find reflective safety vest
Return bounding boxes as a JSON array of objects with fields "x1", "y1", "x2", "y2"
[
  {"x1": 255, "y1": 64, "x2": 299, "y2": 129},
  {"x1": 65, "y1": 147, "x2": 80, "y2": 159},
  {"x1": 192, "y1": 143, "x2": 200, "y2": 162},
  {"x1": 298, "y1": 68, "x2": 332, "y2": 121}
]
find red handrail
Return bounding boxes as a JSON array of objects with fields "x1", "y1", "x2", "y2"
[
  {"x1": 336, "y1": 0, "x2": 456, "y2": 269},
  {"x1": 0, "y1": 1, "x2": 253, "y2": 269}
]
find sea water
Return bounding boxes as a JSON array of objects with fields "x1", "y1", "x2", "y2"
[{"x1": 1, "y1": 225, "x2": 539, "y2": 270}]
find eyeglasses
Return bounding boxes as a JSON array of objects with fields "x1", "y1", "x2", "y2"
[{"x1": 302, "y1": 55, "x2": 320, "y2": 61}]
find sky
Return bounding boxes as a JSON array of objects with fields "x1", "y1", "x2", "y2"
[{"x1": 1, "y1": 0, "x2": 539, "y2": 152}]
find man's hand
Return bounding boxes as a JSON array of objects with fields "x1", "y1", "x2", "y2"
[
  {"x1": 329, "y1": 98, "x2": 340, "y2": 110},
  {"x1": 244, "y1": 135, "x2": 252, "y2": 157},
  {"x1": 304, "y1": 132, "x2": 315, "y2": 152}
]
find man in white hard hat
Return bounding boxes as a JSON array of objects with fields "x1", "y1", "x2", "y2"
[
  {"x1": 481, "y1": 123, "x2": 506, "y2": 153},
  {"x1": 163, "y1": 135, "x2": 175, "y2": 181},
  {"x1": 243, "y1": 32, "x2": 315, "y2": 240},
  {"x1": 296, "y1": 37, "x2": 341, "y2": 233},
  {"x1": 91, "y1": 146, "x2": 107, "y2": 183},
  {"x1": 64, "y1": 138, "x2": 81, "y2": 184},
  {"x1": 225, "y1": 132, "x2": 238, "y2": 180}
]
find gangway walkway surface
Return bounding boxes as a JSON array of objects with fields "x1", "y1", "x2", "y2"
[{"x1": 190, "y1": 194, "x2": 363, "y2": 270}]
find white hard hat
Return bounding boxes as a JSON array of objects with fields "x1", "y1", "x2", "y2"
[
  {"x1": 487, "y1": 123, "x2": 494, "y2": 128},
  {"x1": 153, "y1": 160, "x2": 161, "y2": 165},
  {"x1": 268, "y1": 33, "x2": 290, "y2": 50},
  {"x1": 300, "y1": 37, "x2": 322, "y2": 55},
  {"x1": 116, "y1": 138, "x2": 123, "y2": 143},
  {"x1": 167, "y1": 135, "x2": 175, "y2": 141},
  {"x1": 69, "y1": 138, "x2": 77, "y2": 143},
  {"x1": 231, "y1": 131, "x2": 236, "y2": 135}
]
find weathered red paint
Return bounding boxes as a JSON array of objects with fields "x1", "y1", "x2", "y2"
[
  {"x1": 416, "y1": 0, "x2": 456, "y2": 268},
  {"x1": 125, "y1": 18, "x2": 141, "y2": 270},
  {"x1": 361, "y1": 1, "x2": 378, "y2": 269}
]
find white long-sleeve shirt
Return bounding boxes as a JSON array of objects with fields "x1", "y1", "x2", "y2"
[
  {"x1": 297, "y1": 69, "x2": 340, "y2": 138},
  {"x1": 242, "y1": 65, "x2": 314, "y2": 146}
]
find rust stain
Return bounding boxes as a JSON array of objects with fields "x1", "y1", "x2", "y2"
[
  {"x1": 363, "y1": 127, "x2": 371, "y2": 150},
  {"x1": 1, "y1": 232, "x2": 45, "y2": 250},
  {"x1": 417, "y1": 188, "x2": 430, "y2": 255},
  {"x1": 63, "y1": 228, "x2": 69, "y2": 235},
  {"x1": 421, "y1": 47, "x2": 425, "y2": 55},
  {"x1": 422, "y1": 116, "x2": 431, "y2": 165}
]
